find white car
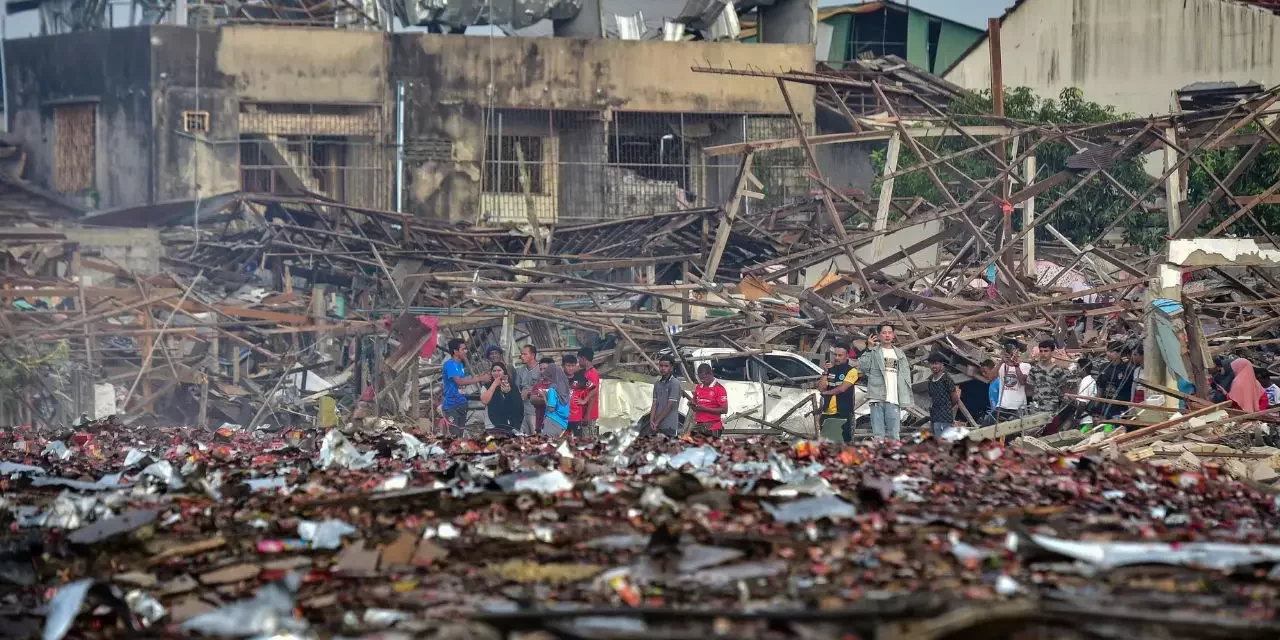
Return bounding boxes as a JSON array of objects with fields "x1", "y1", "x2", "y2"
[{"x1": 597, "y1": 347, "x2": 871, "y2": 436}]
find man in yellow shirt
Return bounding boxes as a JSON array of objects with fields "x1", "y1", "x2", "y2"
[{"x1": 818, "y1": 344, "x2": 859, "y2": 442}]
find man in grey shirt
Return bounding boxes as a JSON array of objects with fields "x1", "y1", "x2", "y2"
[
  {"x1": 650, "y1": 355, "x2": 682, "y2": 437},
  {"x1": 515, "y1": 344, "x2": 541, "y2": 435}
]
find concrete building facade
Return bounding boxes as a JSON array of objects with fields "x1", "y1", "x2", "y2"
[
  {"x1": 942, "y1": 0, "x2": 1280, "y2": 117},
  {"x1": 4, "y1": 26, "x2": 816, "y2": 223}
]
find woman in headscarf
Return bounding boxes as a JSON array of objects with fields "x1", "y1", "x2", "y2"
[
  {"x1": 536, "y1": 358, "x2": 571, "y2": 437},
  {"x1": 1227, "y1": 358, "x2": 1268, "y2": 412}
]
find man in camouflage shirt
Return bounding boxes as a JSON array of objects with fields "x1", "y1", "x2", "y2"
[{"x1": 1030, "y1": 339, "x2": 1070, "y2": 414}]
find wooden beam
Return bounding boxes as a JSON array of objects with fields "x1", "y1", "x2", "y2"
[
  {"x1": 212, "y1": 304, "x2": 313, "y2": 325},
  {"x1": 703, "y1": 151, "x2": 756, "y2": 280},
  {"x1": 701, "y1": 125, "x2": 1016, "y2": 157},
  {"x1": 871, "y1": 132, "x2": 902, "y2": 259}
]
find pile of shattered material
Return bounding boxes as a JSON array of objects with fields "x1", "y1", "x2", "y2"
[{"x1": 3, "y1": 419, "x2": 1280, "y2": 639}]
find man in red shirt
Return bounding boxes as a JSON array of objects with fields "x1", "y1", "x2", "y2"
[
  {"x1": 576, "y1": 348, "x2": 601, "y2": 439},
  {"x1": 692, "y1": 363, "x2": 728, "y2": 437}
]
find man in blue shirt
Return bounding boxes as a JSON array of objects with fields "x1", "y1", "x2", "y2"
[{"x1": 442, "y1": 338, "x2": 490, "y2": 436}]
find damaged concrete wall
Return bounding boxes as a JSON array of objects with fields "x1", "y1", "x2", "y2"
[
  {"x1": 214, "y1": 27, "x2": 388, "y2": 104},
  {"x1": 151, "y1": 26, "x2": 241, "y2": 204},
  {"x1": 5, "y1": 27, "x2": 155, "y2": 209},
  {"x1": 392, "y1": 34, "x2": 813, "y2": 114},
  {"x1": 391, "y1": 34, "x2": 814, "y2": 221},
  {"x1": 59, "y1": 227, "x2": 162, "y2": 286}
]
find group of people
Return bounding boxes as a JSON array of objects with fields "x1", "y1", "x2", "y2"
[
  {"x1": 440, "y1": 339, "x2": 601, "y2": 438},
  {"x1": 437, "y1": 325, "x2": 1275, "y2": 442},
  {"x1": 816, "y1": 325, "x2": 1276, "y2": 443}
]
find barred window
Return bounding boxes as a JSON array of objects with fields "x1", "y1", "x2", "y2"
[{"x1": 484, "y1": 135, "x2": 545, "y2": 194}]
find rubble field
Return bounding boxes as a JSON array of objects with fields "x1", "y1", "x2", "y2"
[{"x1": 3, "y1": 419, "x2": 1280, "y2": 640}]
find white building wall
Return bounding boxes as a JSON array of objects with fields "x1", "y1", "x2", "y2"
[{"x1": 944, "y1": 0, "x2": 1280, "y2": 117}]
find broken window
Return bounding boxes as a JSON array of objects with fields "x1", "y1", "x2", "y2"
[
  {"x1": 759, "y1": 355, "x2": 818, "y2": 386},
  {"x1": 711, "y1": 356, "x2": 751, "y2": 382},
  {"x1": 239, "y1": 135, "x2": 350, "y2": 200},
  {"x1": 484, "y1": 135, "x2": 546, "y2": 194},
  {"x1": 926, "y1": 19, "x2": 942, "y2": 73},
  {"x1": 848, "y1": 7, "x2": 909, "y2": 61},
  {"x1": 237, "y1": 103, "x2": 385, "y2": 208},
  {"x1": 53, "y1": 103, "x2": 96, "y2": 193},
  {"x1": 608, "y1": 134, "x2": 687, "y2": 187}
]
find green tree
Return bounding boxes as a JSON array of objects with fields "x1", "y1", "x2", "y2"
[
  {"x1": 1186, "y1": 125, "x2": 1280, "y2": 237},
  {"x1": 871, "y1": 87, "x2": 1161, "y2": 249}
]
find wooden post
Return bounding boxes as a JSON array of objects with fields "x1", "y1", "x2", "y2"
[
  {"x1": 140, "y1": 310, "x2": 155, "y2": 413},
  {"x1": 197, "y1": 372, "x2": 210, "y2": 429},
  {"x1": 1022, "y1": 151, "x2": 1037, "y2": 278},
  {"x1": 988, "y1": 17, "x2": 1005, "y2": 116},
  {"x1": 871, "y1": 132, "x2": 901, "y2": 258},
  {"x1": 681, "y1": 261, "x2": 692, "y2": 325},
  {"x1": 410, "y1": 356, "x2": 421, "y2": 421},
  {"x1": 1182, "y1": 295, "x2": 1211, "y2": 400},
  {"x1": 229, "y1": 340, "x2": 240, "y2": 385},
  {"x1": 1163, "y1": 126, "x2": 1183, "y2": 234},
  {"x1": 988, "y1": 17, "x2": 1009, "y2": 236}
]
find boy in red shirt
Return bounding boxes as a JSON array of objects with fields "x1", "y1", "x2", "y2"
[
  {"x1": 566, "y1": 369, "x2": 594, "y2": 438},
  {"x1": 692, "y1": 363, "x2": 729, "y2": 437},
  {"x1": 576, "y1": 348, "x2": 601, "y2": 439}
]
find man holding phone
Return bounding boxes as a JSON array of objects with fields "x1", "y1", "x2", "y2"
[
  {"x1": 995, "y1": 341, "x2": 1031, "y2": 422},
  {"x1": 818, "y1": 343, "x2": 858, "y2": 442},
  {"x1": 856, "y1": 324, "x2": 914, "y2": 441}
]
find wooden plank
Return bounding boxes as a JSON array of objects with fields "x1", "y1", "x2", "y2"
[
  {"x1": 967, "y1": 412, "x2": 1053, "y2": 442},
  {"x1": 212, "y1": 304, "x2": 312, "y2": 325},
  {"x1": 702, "y1": 125, "x2": 1016, "y2": 157}
]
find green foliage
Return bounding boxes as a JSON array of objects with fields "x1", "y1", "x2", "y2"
[
  {"x1": 0, "y1": 341, "x2": 69, "y2": 407},
  {"x1": 870, "y1": 87, "x2": 1162, "y2": 249},
  {"x1": 1186, "y1": 125, "x2": 1280, "y2": 237}
]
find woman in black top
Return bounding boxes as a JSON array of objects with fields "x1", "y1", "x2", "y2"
[{"x1": 482, "y1": 362, "x2": 524, "y2": 435}]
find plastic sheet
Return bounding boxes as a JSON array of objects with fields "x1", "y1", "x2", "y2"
[
  {"x1": 180, "y1": 575, "x2": 307, "y2": 637},
  {"x1": 41, "y1": 441, "x2": 71, "y2": 461},
  {"x1": 1029, "y1": 534, "x2": 1280, "y2": 571},
  {"x1": 667, "y1": 445, "x2": 719, "y2": 470},
  {"x1": 124, "y1": 589, "x2": 167, "y2": 627},
  {"x1": 399, "y1": 432, "x2": 446, "y2": 460},
  {"x1": 246, "y1": 476, "x2": 289, "y2": 492},
  {"x1": 42, "y1": 579, "x2": 92, "y2": 640},
  {"x1": 317, "y1": 430, "x2": 376, "y2": 470},
  {"x1": 603, "y1": 424, "x2": 639, "y2": 468},
  {"x1": 0, "y1": 461, "x2": 46, "y2": 476},
  {"x1": 762, "y1": 496, "x2": 857, "y2": 523},
  {"x1": 139, "y1": 460, "x2": 184, "y2": 489},
  {"x1": 297, "y1": 519, "x2": 357, "y2": 550},
  {"x1": 511, "y1": 470, "x2": 574, "y2": 494}
]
